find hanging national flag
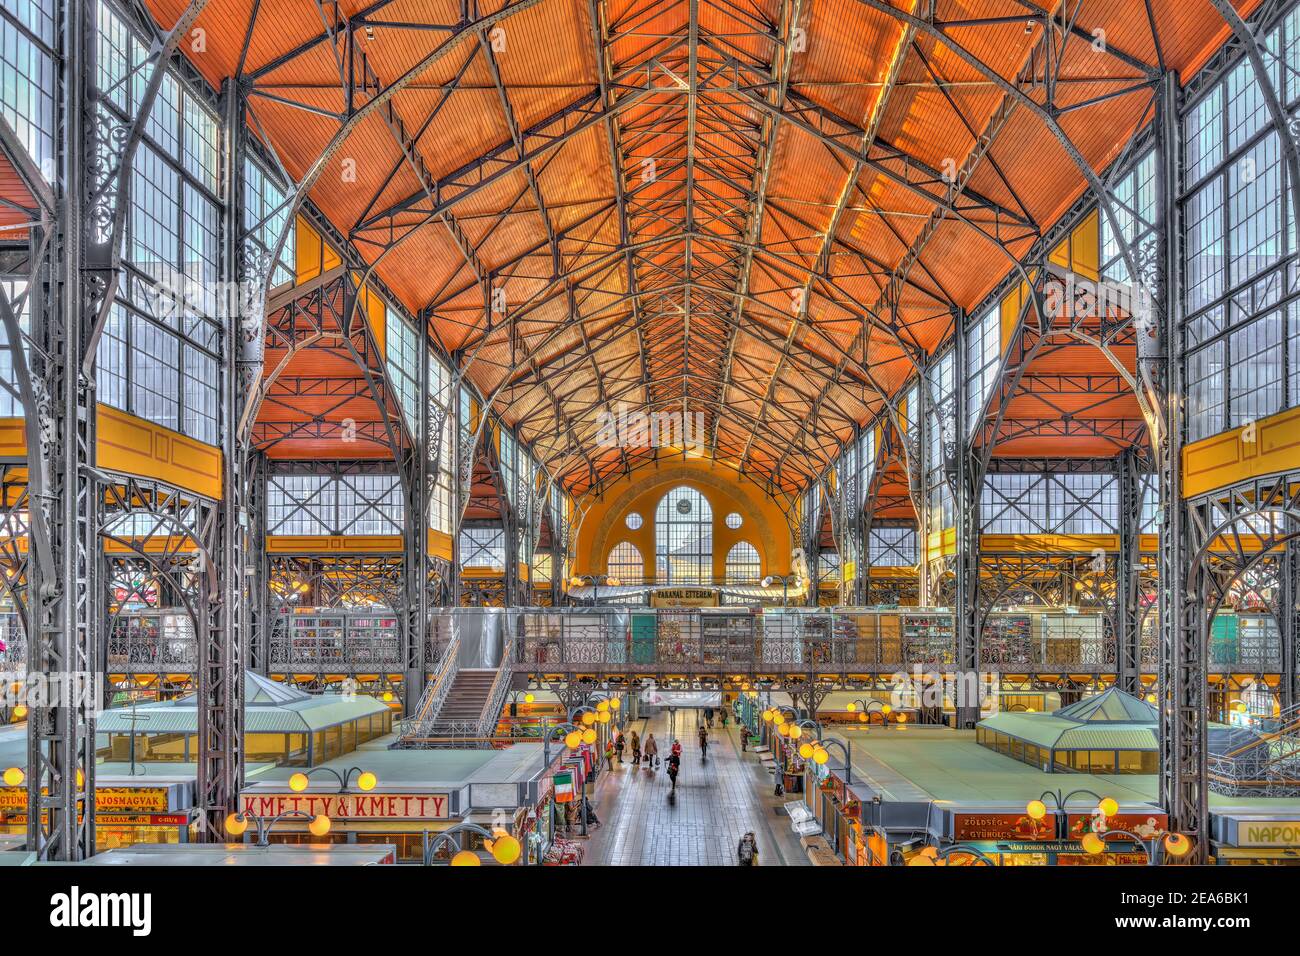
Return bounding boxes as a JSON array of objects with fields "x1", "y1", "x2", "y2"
[{"x1": 553, "y1": 770, "x2": 575, "y2": 803}]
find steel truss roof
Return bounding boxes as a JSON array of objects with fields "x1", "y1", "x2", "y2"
[{"x1": 148, "y1": 0, "x2": 1252, "y2": 495}]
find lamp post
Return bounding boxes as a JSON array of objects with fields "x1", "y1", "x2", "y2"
[
  {"x1": 421, "y1": 821, "x2": 522, "y2": 866},
  {"x1": 570, "y1": 574, "x2": 620, "y2": 607},
  {"x1": 761, "y1": 574, "x2": 795, "y2": 607},
  {"x1": 1077, "y1": 827, "x2": 1193, "y2": 865},
  {"x1": 286, "y1": 765, "x2": 378, "y2": 794},
  {"x1": 793, "y1": 719, "x2": 853, "y2": 786},
  {"x1": 846, "y1": 698, "x2": 891, "y2": 726},
  {"x1": 1026, "y1": 787, "x2": 1119, "y2": 841},
  {"x1": 223, "y1": 809, "x2": 333, "y2": 847},
  {"x1": 541, "y1": 719, "x2": 593, "y2": 837},
  {"x1": 1025, "y1": 788, "x2": 1192, "y2": 863}
]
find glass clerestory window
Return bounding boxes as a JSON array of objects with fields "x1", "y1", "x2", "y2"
[
  {"x1": 1182, "y1": 13, "x2": 1300, "y2": 442},
  {"x1": 92, "y1": 2, "x2": 225, "y2": 445},
  {"x1": 655, "y1": 486, "x2": 712, "y2": 585}
]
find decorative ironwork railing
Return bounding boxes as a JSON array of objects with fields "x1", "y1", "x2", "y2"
[
  {"x1": 106, "y1": 612, "x2": 197, "y2": 671},
  {"x1": 509, "y1": 607, "x2": 1145, "y2": 673}
]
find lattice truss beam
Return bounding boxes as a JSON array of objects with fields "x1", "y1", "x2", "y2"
[{"x1": 250, "y1": 268, "x2": 411, "y2": 456}]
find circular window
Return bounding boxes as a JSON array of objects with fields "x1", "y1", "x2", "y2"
[
  {"x1": 676, "y1": 498, "x2": 692, "y2": 515},
  {"x1": 625, "y1": 512, "x2": 643, "y2": 530},
  {"x1": 725, "y1": 512, "x2": 743, "y2": 529}
]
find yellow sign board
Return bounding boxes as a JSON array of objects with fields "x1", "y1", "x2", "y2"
[
  {"x1": 650, "y1": 588, "x2": 720, "y2": 608},
  {"x1": 1235, "y1": 820, "x2": 1300, "y2": 847}
]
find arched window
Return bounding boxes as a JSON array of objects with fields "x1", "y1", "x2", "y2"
[
  {"x1": 725, "y1": 541, "x2": 761, "y2": 584},
  {"x1": 606, "y1": 541, "x2": 643, "y2": 585},
  {"x1": 655, "y1": 486, "x2": 712, "y2": 585}
]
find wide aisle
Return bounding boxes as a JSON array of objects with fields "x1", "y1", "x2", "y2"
[{"x1": 582, "y1": 711, "x2": 809, "y2": 866}]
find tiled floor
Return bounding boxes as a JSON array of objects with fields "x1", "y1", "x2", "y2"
[{"x1": 582, "y1": 712, "x2": 809, "y2": 866}]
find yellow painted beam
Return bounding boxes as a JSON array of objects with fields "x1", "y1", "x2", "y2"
[
  {"x1": 266, "y1": 535, "x2": 402, "y2": 554},
  {"x1": 979, "y1": 533, "x2": 1119, "y2": 554}
]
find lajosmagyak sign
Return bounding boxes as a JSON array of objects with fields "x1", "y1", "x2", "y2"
[
  {"x1": 239, "y1": 792, "x2": 451, "y2": 821},
  {"x1": 1234, "y1": 820, "x2": 1300, "y2": 847},
  {"x1": 0, "y1": 787, "x2": 172, "y2": 812}
]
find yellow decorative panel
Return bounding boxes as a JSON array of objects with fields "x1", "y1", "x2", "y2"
[
  {"x1": 0, "y1": 417, "x2": 26, "y2": 458},
  {"x1": 104, "y1": 535, "x2": 198, "y2": 554},
  {"x1": 1182, "y1": 405, "x2": 1300, "y2": 498},
  {"x1": 978, "y1": 533, "x2": 1119, "y2": 554},
  {"x1": 924, "y1": 526, "x2": 957, "y2": 561},
  {"x1": 1000, "y1": 282, "x2": 1026, "y2": 351},
  {"x1": 359, "y1": 282, "x2": 386, "y2": 354},
  {"x1": 1069, "y1": 209, "x2": 1100, "y2": 281},
  {"x1": 428, "y1": 528, "x2": 453, "y2": 561},
  {"x1": 295, "y1": 216, "x2": 342, "y2": 285},
  {"x1": 95, "y1": 405, "x2": 223, "y2": 500},
  {"x1": 266, "y1": 535, "x2": 403, "y2": 554}
]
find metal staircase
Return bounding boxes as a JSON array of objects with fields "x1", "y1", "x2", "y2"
[
  {"x1": 1208, "y1": 702, "x2": 1300, "y2": 797},
  {"x1": 394, "y1": 622, "x2": 516, "y2": 748}
]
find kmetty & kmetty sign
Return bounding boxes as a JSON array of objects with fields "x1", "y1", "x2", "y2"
[{"x1": 239, "y1": 792, "x2": 451, "y2": 820}]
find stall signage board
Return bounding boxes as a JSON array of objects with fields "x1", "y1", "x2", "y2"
[
  {"x1": 1234, "y1": 820, "x2": 1300, "y2": 847},
  {"x1": 953, "y1": 813, "x2": 1054, "y2": 841},
  {"x1": 1, "y1": 787, "x2": 172, "y2": 812},
  {"x1": 954, "y1": 811, "x2": 1168, "y2": 842},
  {"x1": 992, "y1": 840, "x2": 1143, "y2": 853},
  {"x1": 650, "y1": 588, "x2": 719, "y2": 608},
  {"x1": 96, "y1": 813, "x2": 190, "y2": 826},
  {"x1": 1065, "y1": 813, "x2": 1167, "y2": 840},
  {"x1": 95, "y1": 788, "x2": 171, "y2": 812},
  {"x1": 239, "y1": 792, "x2": 451, "y2": 820}
]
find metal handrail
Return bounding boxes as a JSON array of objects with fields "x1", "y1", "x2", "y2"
[
  {"x1": 474, "y1": 634, "x2": 517, "y2": 738},
  {"x1": 402, "y1": 629, "x2": 462, "y2": 738}
]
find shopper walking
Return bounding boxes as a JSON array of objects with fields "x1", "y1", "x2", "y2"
[
  {"x1": 737, "y1": 831, "x2": 759, "y2": 866},
  {"x1": 630, "y1": 729, "x2": 641, "y2": 767},
  {"x1": 698, "y1": 724, "x2": 709, "y2": 759},
  {"x1": 644, "y1": 732, "x2": 659, "y2": 770},
  {"x1": 703, "y1": 707, "x2": 714, "y2": 728},
  {"x1": 614, "y1": 731, "x2": 625, "y2": 765},
  {"x1": 666, "y1": 750, "x2": 680, "y2": 791}
]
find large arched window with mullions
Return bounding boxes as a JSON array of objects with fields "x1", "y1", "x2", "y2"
[
  {"x1": 655, "y1": 486, "x2": 712, "y2": 585},
  {"x1": 724, "y1": 541, "x2": 761, "y2": 584},
  {"x1": 606, "y1": 542, "x2": 644, "y2": 586}
]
